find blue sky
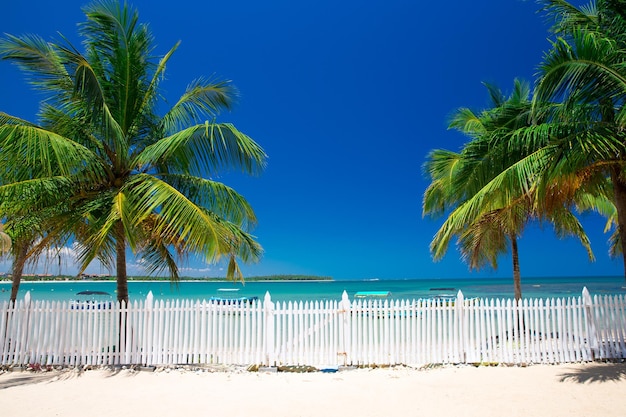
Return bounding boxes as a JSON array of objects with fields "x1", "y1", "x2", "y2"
[{"x1": 1, "y1": 0, "x2": 622, "y2": 280}]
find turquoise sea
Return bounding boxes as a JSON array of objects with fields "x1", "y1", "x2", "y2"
[{"x1": 1, "y1": 275, "x2": 626, "y2": 303}]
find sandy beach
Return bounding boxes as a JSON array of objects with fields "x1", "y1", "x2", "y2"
[{"x1": 1, "y1": 362, "x2": 625, "y2": 417}]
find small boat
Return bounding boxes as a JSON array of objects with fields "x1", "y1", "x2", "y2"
[
  {"x1": 419, "y1": 295, "x2": 479, "y2": 306},
  {"x1": 76, "y1": 290, "x2": 111, "y2": 296},
  {"x1": 208, "y1": 296, "x2": 259, "y2": 305},
  {"x1": 354, "y1": 291, "x2": 391, "y2": 299},
  {"x1": 70, "y1": 299, "x2": 113, "y2": 309},
  {"x1": 70, "y1": 290, "x2": 113, "y2": 309}
]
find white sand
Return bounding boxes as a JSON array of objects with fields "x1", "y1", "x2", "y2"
[{"x1": 1, "y1": 363, "x2": 625, "y2": 417}]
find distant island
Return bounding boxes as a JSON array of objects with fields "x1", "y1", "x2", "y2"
[{"x1": 0, "y1": 274, "x2": 333, "y2": 282}]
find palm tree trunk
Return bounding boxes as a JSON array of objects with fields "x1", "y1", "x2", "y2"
[
  {"x1": 114, "y1": 222, "x2": 130, "y2": 357},
  {"x1": 9, "y1": 241, "x2": 30, "y2": 304},
  {"x1": 610, "y1": 166, "x2": 626, "y2": 283},
  {"x1": 510, "y1": 233, "x2": 522, "y2": 301},
  {"x1": 115, "y1": 222, "x2": 128, "y2": 304}
]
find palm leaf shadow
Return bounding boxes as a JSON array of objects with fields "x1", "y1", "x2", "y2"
[
  {"x1": 558, "y1": 363, "x2": 626, "y2": 384},
  {"x1": 0, "y1": 372, "x2": 59, "y2": 389},
  {"x1": 0, "y1": 367, "x2": 129, "y2": 390}
]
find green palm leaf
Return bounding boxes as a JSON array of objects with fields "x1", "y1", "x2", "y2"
[{"x1": 136, "y1": 123, "x2": 267, "y2": 176}]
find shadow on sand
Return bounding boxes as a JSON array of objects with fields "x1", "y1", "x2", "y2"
[
  {"x1": 558, "y1": 362, "x2": 626, "y2": 384},
  {"x1": 0, "y1": 367, "x2": 130, "y2": 390},
  {"x1": 0, "y1": 372, "x2": 63, "y2": 389}
]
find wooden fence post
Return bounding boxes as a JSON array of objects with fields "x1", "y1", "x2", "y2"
[
  {"x1": 582, "y1": 287, "x2": 598, "y2": 360},
  {"x1": 339, "y1": 290, "x2": 351, "y2": 366},
  {"x1": 455, "y1": 290, "x2": 465, "y2": 363},
  {"x1": 264, "y1": 292, "x2": 275, "y2": 366},
  {"x1": 0, "y1": 300, "x2": 8, "y2": 365},
  {"x1": 143, "y1": 291, "x2": 154, "y2": 366},
  {"x1": 22, "y1": 291, "x2": 32, "y2": 365}
]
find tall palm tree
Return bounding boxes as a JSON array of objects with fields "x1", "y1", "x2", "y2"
[
  {"x1": 424, "y1": 80, "x2": 593, "y2": 300},
  {"x1": 533, "y1": 0, "x2": 626, "y2": 279},
  {"x1": 0, "y1": 1, "x2": 267, "y2": 302}
]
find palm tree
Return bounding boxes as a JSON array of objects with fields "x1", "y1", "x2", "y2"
[
  {"x1": 533, "y1": 0, "x2": 626, "y2": 279},
  {"x1": 2, "y1": 211, "x2": 54, "y2": 304},
  {"x1": 0, "y1": 1, "x2": 267, "y2": 302},
  {"x1": 5, "y1": 238, "x2": 35, "y2": 304},
  {"x1": 0, "y1": 224, "x2": 10, "y2": 255},
  {"x1": 424, "y1": 80, "x2": 593, "y2": 300}
]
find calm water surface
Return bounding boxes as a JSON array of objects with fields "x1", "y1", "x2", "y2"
[{"x1": 1, "y1": 276, "x2": 625, "y2": 303}]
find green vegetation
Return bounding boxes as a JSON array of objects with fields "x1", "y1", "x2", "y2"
[
  {"x1": 423, "y1": 0, "x2": 626, "y2": 298},
  {"x1": 0, "y1": 1, "x2": 266, "y2": 302},
  {"x1": 0, "y1": 274, "x2": 333, "y2": 282},
  {"x1": 195, "y1": 275, "x2": 333, "y2": 281}
]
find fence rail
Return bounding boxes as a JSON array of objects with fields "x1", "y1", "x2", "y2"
[{"x1": 1, "y1": 288, "x2": 625, "y2": 368}]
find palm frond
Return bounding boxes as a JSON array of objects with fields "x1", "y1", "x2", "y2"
[
  {"x1": 227, "y1": 255, "x2": 244, "y2": 283},
  {"x1": 457, "y1": 210, "x2": 509, "y2": 270},
  {"x1": 609, "y1": 227, "x2": 622, "y2": 257},
  {"x1": 132, "y1": 40, "x2": 180, "y2": 135},
  {"x1": 135, "y1": 229, "x2": 181, "y2": 280},
  {"x1": 123, "y1": 174, "x2": 226, "y2": 258},
  {"x1": 536, "y1": 30, "x2": 626, "y2": 109},
  {"x1": 162, "y1": 174, "x2": 257, "y2": 228},
  {"x1": 549, "y1": 207, "x2": 595, "y2": 260},
  {"x1": 0, "y1": 177, "x2": 74, "y2": 214},
  {"x1": 74, "y1": 192, "x2": 122, "y2": 274},
  {"x1": 161, "y1": 78, "x2": 236, "y2": 133},
  {"x1": 0, "y1": 112, "x2": 38, "y2": 127},
  {"x1": 0, "y1": 123, "x2": 108, "y2": 182},
  {"x1": 214, "y1": 217, "x2": 263, "y2": 263},
  {"x1": 135, "y1": 123, "x2": 267, "y2": 177},
  {"x1": 423, "y1": 149, "x2": 465, "y2": 216},
  {"x1": 447, "y1": 108, "x2": 485, "y2": 136},
  {"x1": 0, "y1": 224, "x2": 12, "y2": 254},
  {"x1": 0, "y1": 34, "x2": 74, "y2": 95},
  {"x1": 38, "y1": 104, "x2": 107, "y2": 155},
  {"x1": 55, "y1": 45, "x2": 128, "y2": 158},
  {"x1": 538, "y1": 0, "x2": 599, "y2": 34}
]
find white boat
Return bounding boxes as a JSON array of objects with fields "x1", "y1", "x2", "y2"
[{"x1": 354, "y1": 291, "x2": 391, "y2": 299}]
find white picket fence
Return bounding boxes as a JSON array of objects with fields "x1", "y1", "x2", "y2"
[{"x1": 1, "y1": 288, "x2": 625, "y2": 368}]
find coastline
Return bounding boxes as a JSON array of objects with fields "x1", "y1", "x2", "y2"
[
  {"x1": 0, "y1": 279, "x2": 335, "y2": 283},
  {"x1": 1, "y1": 362, "x2": 625, "y2": 417},
  {"x1": 0, "y1": 274, "x2": 334, "y2": 283}
]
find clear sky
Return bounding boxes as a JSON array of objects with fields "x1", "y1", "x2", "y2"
[{"x1": 1, "y1": 0, "x2": 622, "y2": 280}]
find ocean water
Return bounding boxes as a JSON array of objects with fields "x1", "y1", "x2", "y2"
[{"x1": 1, "y1": 275, "x2": 625, "y2": 303}]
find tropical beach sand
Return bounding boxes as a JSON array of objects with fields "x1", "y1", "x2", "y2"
[{"x1": 1, "y1": 362, "x2": 625, "y2": 416}]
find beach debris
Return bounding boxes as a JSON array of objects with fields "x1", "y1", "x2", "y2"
[{"x1": 277, "y1": 365, "x2": 318, "y2": 373}]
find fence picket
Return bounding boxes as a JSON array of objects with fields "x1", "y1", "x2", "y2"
[
  {"x1": 2, "y1": 289, "x2": 626, "y2": 368},
  {"x1": 616, "y1": 295, "x2": 626, "y2": 357}
]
